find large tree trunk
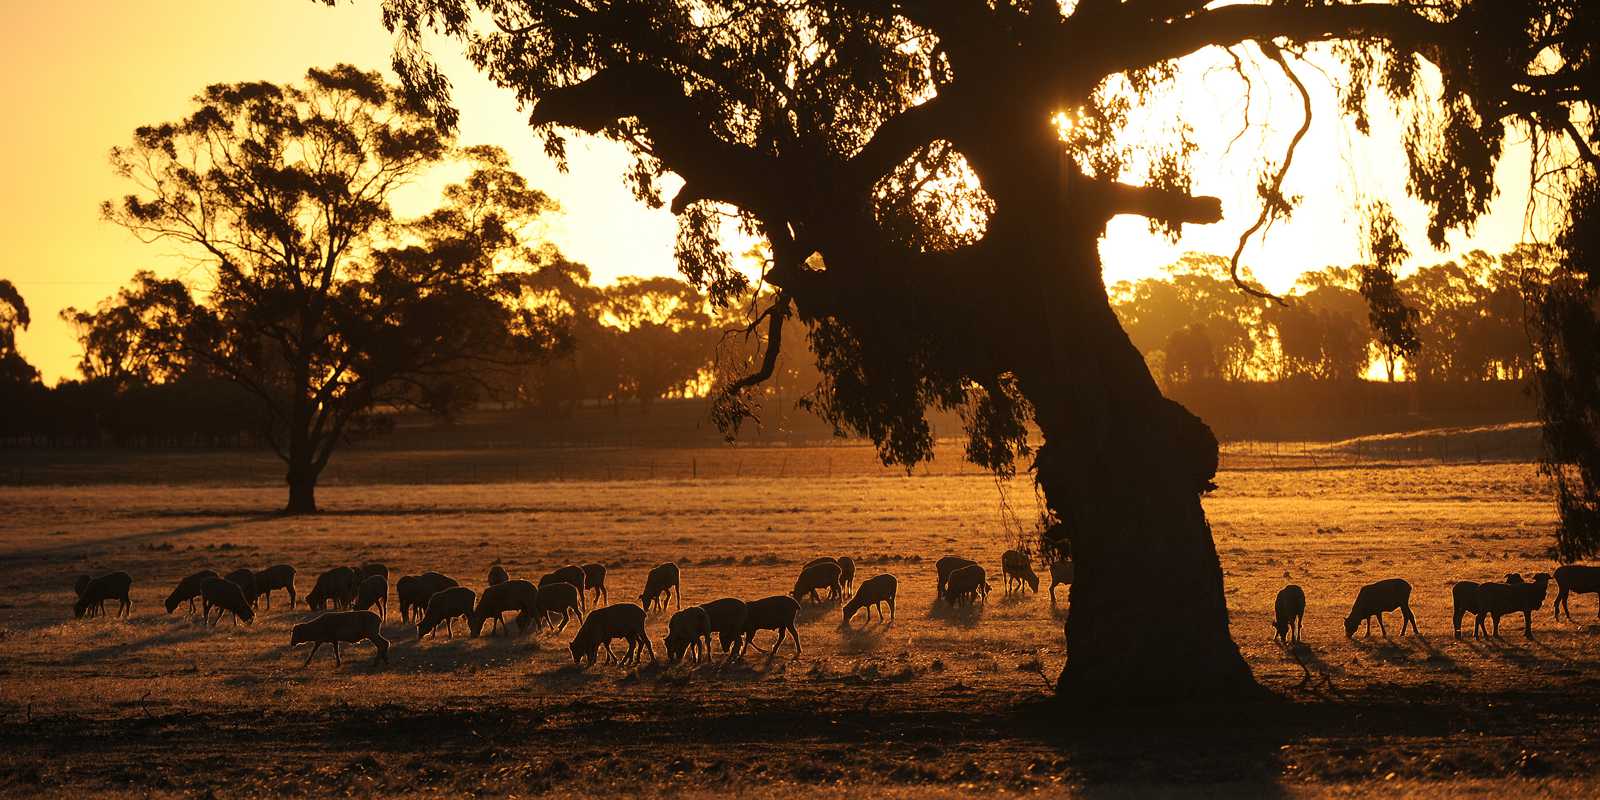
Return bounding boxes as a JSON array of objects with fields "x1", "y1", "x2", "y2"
[{"x1": 285, "y1": 459, "x2": 318, "y2": 515}]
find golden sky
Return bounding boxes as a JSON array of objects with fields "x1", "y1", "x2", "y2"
[{"x1": 2, "y1": 1, "x2": 1535, "y2": 383}]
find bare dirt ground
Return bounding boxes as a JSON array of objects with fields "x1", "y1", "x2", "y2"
[{"x1": 1, "y1": 454, "x2": 1597, "y2": 797}]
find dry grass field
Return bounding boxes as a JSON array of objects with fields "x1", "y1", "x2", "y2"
[{"x1": 2, "y1": 449, "x2": 1598, "y2": 797}]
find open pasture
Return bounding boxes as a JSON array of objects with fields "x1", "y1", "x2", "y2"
[{"x1": 2, "y1": 457, "x2": 1599, "y2": 796}]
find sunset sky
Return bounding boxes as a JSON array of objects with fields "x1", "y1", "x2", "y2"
[{"x1": 2, "y1": 1, "x2": 1539, "y2": 383}]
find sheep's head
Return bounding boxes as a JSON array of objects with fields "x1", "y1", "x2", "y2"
[
  {"x1": 1023, "y1": 571, "x2": 1040, "y2": 592},
  {"x1": 1343, "y1": 615, "x2": 1360, "y2": 637},
  {"x1": 238, "y1": 605, "x2": 255, "y2": 625},
  {"x1": 164, "y1": 592, "x2": 182, "y2": 614},
  {"x1": 1273, "y1": 619, "x2": 1290, "y2": 640},
  {"x1": 1532, "y1": 572, "x2": 1551, "y2": 585},
  {"x1": 468, "y1": 613, "x2": 485, "y2": 638},
  {"x1": 289, "y1": 624, "x2": 307, "y2": 647},
  {"x1": 72, "y1": 598, "x2": 89, "y2": 619},
  {"x1": 665, "y1": 632, "x2": 686, "y2": 662},
  {"x1": 416, "y1": 618, "x2": 434, "y2": 641},
  {"x1": 569, "y1": 639, "x2": 592, "y2": 666}
]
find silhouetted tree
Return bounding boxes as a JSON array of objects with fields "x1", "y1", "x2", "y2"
[
  {"x1": 102, "y1": 67, "x2": 568, "y2": 512},
  {"x1": 1113, "y1": 254, "x2": 1267, "y2": 381},
  {"x1": 0, "y1": 279, "x2": 39, "y2": 387},
  {"x1": 1162, "y1": 324, "x2": 1218, "y2": 384},
  {"x1": 1359, "y1": 267, "x2": 1421, "y2": 382},
  {"x1": 604, "y1": 276, "x2": 716, "y2": 411},
  {"x1": 359, "y1": 0, "x2": 1598, "y2": 703}
]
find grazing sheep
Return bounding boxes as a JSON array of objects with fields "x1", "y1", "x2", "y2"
[
  {"x1": 307, "y1": 566, "x2": 360, "y2": 611},
  {"x1": 1478, "y1": 573, "x2": 1551, "y2": 638},
  {"x1": 417, "y1": 586, "x2": 477, "y2": 640},
  {"x1": 358, "y1": 563, "x2": 388, "y2": 581},
  {"x1": 537, "y1": 582, "x2": 584, "y2": 633},
  {"x1": 201, "y1": 577, "x2": 255, "y2": 627},
  {"x1": 935, "y1": 556, "x2": 977, "y2": 597},
  {"x1": 487, "y1": 564, "x2": 509, "y2": 587},
  {"x1": 582, "y1": 563, "x2": 609, "y2": 606},
  {"x1": 640, "y1": 562, "x2": 682, "y2": 612},
  {"x1": 165, "y1": 570, "x2": 220, "y2": 615},
  {"x1": 843, "y1": 574, "x2": 897, "y2": 625},
  {"x1": 740, "y1": 595, "x2": 802, "y2": 659},
  {"x1": 1273, "y1": 584, "x2": 1306, "y2": 642},
  {"x1": 700, "y1": 597, "x2": 750, "y2": 658},
  {"x1": 73, "y1": 572, "x2": 132, "y2": 619},
  {"x1": 943, "y1": 564, "x2": 991, "y2": 607},
  {"x1": 1048, "y1": 558, "x2": 1075, "y2": 604},
  {"x1": 1344, "y1": 578, "x2": 1417, "y2": 637},
  {"x1": 256, "y1": 564, "x2": 297, "y2": 609},
  {"x1": 791, "y1": 560, "x2": 843, "y2": 604},
  {"x1": 224, "y1": 568, "x2": 260, "y2": 608},
  {"x1": 1554, "y1": 564, "x2": 1600, "y2": 620},
  {"x1": 540, "y1": 565, "x2": 589, "y2": 611},
  {"x1": 290, "y1": 610, "x2": 389, "y2": 667},
  {"x1": 569, "y1": 602, "x2": 655, "y2": 667},
  {"x1": 837, "y1": 556, "x2": 856, "y2": 597},
  {"x1": 1452, "y1": 581, "x2": 1491, "y2": 639},
  {"x1": 470, "y1": 580, "x2": 541, "y2": 637},
  {"x1": 397, "y1": 572, "x2": 458, "y2": 623},
  {"x1": 665, "y1": 606, "x2": 713, "y2": 663},
  {"x1": 74, "y1": 574, "x2": 91, "y2": 600},
  {"x1": 352, "y1": 574, "x2": 388, "y2": 620},
  {"x1": 1000, "y1": 550, "x2": 1040, "y2": 594}
]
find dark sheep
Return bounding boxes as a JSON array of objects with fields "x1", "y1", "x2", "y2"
[
  {"x1": 943, "y1": 564, "x2": 991, "y2": 607},
  {"x1": 665, "y1": 606, "x2": 713, "y2": 663},
  {"x1": 792, "y1": 560, "x2": 843, "y2": 604},
  {"x1": 700, "y1": 597, "x2": 749, "y2": 658},
  {"x1": 843, "y1": 574, "x2": 897, "y2": 625},
  {"x1": 1273, "y1": 584, "x2": 1305, "y2": 642},
  {"x1": 488, "y1": 564, "x2": 509, "y2": 586},
  {"x1": 537, "y1": 581, "x2": 584, "y2": 633},
  {"x1": 1000, "y1": 550, "x2": 1040, "y2": 594},
  {"x1": 165, "y1": 570, "x2": 220, "y2": 615},
  {"x1": 397, "y1": 572, "x2": 458, "y2": 623},
  {"x1": 640, "y1": 562, "x2": 681, "y2": 612},
  {"x1": 224, "y1": 568, "x2": 260, "y2": 608},
  {"x1": 837, "y1": 556, "x2": 856, "y2": 597},
  {"x1": 201, "y1": 577, "x2": 255, "y2": 626},
  {"x1": 1554, "y1": 564, "x2": 1600, "y2": 621},
  {"x1": 74, "y1": 572, "x2": 132, "y2": 619},
  {"x1": 417, "y1": 586, "x2": 477, "y2": 640},
  {"x1": 1344, "y1": 578, "x2": 1417, "y2": 637},
  {"x1": 470, "y1": 579, "x2": 541, "y2": 637},
  {"x1": 569, "y1": 603, "x2": 654, "y2": 667},
  {"x1": 358, "y1": 563, "x2": 388, "y2": 581},
  {"x1": 353, "y1": 574, "x2": 388, "y2": 620},
  {"x1": 1049, "y1": 558, "x2": 1075, "y2": 604},
  {"x1": 256, "y1": 564, "x2": 297, "y2": 609},
  {"x1": 740, "y1": 595, "x2": 802, "y2": 659},
  {"x1": 582, "y1": 563, "x2": 608, "y2": 606},
  {"x1": 1452, "y1": 580, "x2": 1490, "y2": 639},
  {"x1": 1478, "y1": 573, "x2": 1551, "y2": 638},
  {"x1": 540, "y1": 565, "x2": 589, "y2": 611},
  {"x1": 935, "y1": 555, "x2": 977, "y2": 597},
  {"x1": 290, "y1": 610, "x2": 389, "y2": 667},
  {"x1": 307, "y1": 566, "x2": 360, "y2": 611},
  {"x1": 74, "y1": 574, "x2": 91, "y2": 601}
]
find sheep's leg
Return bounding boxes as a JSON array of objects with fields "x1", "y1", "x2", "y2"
[
  {"x1": 303, "y1": 642, "x2": 321, "y2": 667},
  {"x1": 1402, "y1": 605, "x2": 1416, "y2": 635},
  {"x1": 788, "y1": 625, "x2": 802, "y2": 658},
  {"x1": 334, "y1": 642, "x2": 342, "y2": 666},
  {"x1": 603, "y1": 642, "x2": 618, "y2": 663},
  {"x1": 1522, "y1": 610, "x2": 1533, "y2": 638},
  {"x1": 746, "y1": 632, "x2": 769, "y2": 654}
]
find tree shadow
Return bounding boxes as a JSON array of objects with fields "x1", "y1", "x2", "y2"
[
  {"x1": 925, "y1": 598, "x2": 984, "y2": 627},
  {"x1": 837, "y1": 622, "x2": 892, "y2": 655},
  {"x1": 794, "y1": 597, "x2": 841, "y2": 624},
  {"x1": 0, "y1": 513, "x2": 279, "y2": 561}
]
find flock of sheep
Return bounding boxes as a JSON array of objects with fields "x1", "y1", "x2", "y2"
[{"x1": 67, "y1": 550, "x2": 1600, "y2": 669}]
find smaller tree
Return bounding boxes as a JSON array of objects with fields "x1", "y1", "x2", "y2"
[
  {"x1": 1359, "y1": 267, "x2": 1421, "y2": 382},
  {"x1": 0, "y1": 279, "x2": 39, "y2": 386},
  {"x1": 1162, "y1": 324, "x2": 1218, "y2": 384},
  {"x1": 603, "y1": 276, "x2": 715, "y2": 411}
]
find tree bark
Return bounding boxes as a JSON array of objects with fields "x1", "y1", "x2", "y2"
[{"x1": 285, "y1": 466, "x2": 318, "y2": 515}]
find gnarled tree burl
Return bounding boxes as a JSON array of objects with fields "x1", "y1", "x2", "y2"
[{"x1": 348, "y1": 0, "x2": 1597, "y2": 703}]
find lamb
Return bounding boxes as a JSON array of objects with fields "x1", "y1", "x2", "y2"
[
  {"x1": 1452, "y1": 581, "x2": 1490, "y2": 639},
  {"x1": 201, "y1": 576, "x2": 255, "y2": 626},
  {"x1": 664, "y1": 606, "x2": 713, "y2": 663},
  {"x1": 1344, "y1": 578, "x2": 1417, "y2": 637},
  {"x1": 487, "y1": 564, "x2": 509, "y2": 586},
  {"x1": 165, "y1": 570, "x2": 220, "y2": 615},
  {"x1": 843, "y1": 574, "x2": 897, "y2": 625},
  {"x1": 1273, "y1": 584, "x2": 1305, "y2": 642},
  {"x1": 224, "y1": 568, "x2": 260, "y2": 608},
  {"x1": 307, "y1": 566, "x2": 360, "y2": 611},
  {"x1": 397, "y1": 572, "x2": 458, "y2": 623},
  {"x1": 416, "y1": 586, "x2": 477, "y2": 640},
  {"x1": 352, "y1": 574, "x2": 388, "y2": 620},
  {"x1": 73, "y1": 571, "x2": 132, "y2": 619},
  {"x1": 569, "y1": 602, "x2": 655, "y2": 667},
  {"x1": 639, "y1": 562, "x2": 682, "y2": 612},
  {"x1": 1478, "y1": 573, "x2": 1550, "y2": 638},
  {"x1": 739, "y1": 595, "x2": 802, "y2": 659},
  {"x1": 1553, "y1": 564, "x2": 1600, "y2": 620},
  {"x1": 537, "y1": 581, "x2": 584, "y2": 633},
  {"x1": 837, "y1": 556, "x2": 856, "y2": 597},
  {"x1": 255, "y1": 564, "x2": 297, "y2": 609},
  {"x1": 1000, "y1": 550, "x2": 1040, "y2": 594},
  {"x1": 943, "y1": 564, "x2": 991, "y2": 607},
  {"x1": 470, "y1": 579, "x2": 541, "y2": 637},
  {"x1": 935, "y1": 556, "x2": 977, "y2": 597},
  {"x1": 791, "y1": 560, "x2": 843, "y2": 605},
  {"x1": 290, "y1": 610, "x2": 389, "y2": 667},
  {"x1": 540, "y1": 565, "x2": 589, "y2": 610},
  {"x1": 582, "y1": 563, "x2": 608, "y2": 606},
  {"x1": 700, "y1": 597, "x2": 750, "y2": 658},
  {"x1": 1048, "y1": 558, "x2": 1075, "y2": 604}
]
